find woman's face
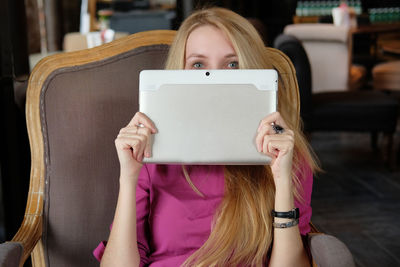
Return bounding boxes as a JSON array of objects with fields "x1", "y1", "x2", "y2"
[{"x1": 185, "y1": 25, "x2": 239, "y2": 70}]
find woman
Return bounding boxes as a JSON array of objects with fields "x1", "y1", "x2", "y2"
[{"x1": 96, "y1": 7, "x2": 318, "y2": 267}]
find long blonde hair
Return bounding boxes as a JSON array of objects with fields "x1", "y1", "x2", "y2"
[{"x1": 166, "y1": 7, "x2": 319, "y2": 267}]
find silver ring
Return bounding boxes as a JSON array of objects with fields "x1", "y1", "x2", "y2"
[
  {"x1": 272, "y1": 124, "x2": 285, "y2": 134},
  {"x1": 135, "y1": 123, "x2": 144, "y2": 134}
]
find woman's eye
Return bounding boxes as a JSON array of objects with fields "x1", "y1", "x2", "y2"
[
  {"x1": 193, "y1": 62, "x2": 204, "y2": 69},
  {"x1": 228, "y1": 61, "x2": 239, "y2": 69}
]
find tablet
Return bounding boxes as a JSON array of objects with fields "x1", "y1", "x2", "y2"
[{"x1": 139, "y1": 69, "x2": 278, "y2": 165}]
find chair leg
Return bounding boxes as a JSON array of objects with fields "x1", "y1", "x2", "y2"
[{"x1": 382, "y1": 133, "x2": 395, "y2": 170}]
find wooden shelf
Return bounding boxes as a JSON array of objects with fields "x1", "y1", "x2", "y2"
[{"x1": 293, "y1": 16, "x2": 320, "y2": 24}]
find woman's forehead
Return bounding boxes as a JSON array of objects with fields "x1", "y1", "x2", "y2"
[{"x1": 185, "y1": 25, "x2": 236, "y2": 57}]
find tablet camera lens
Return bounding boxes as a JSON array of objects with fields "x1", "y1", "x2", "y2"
[{"x1": 206, "y1": 72, "x2": 210, "y2": 76}]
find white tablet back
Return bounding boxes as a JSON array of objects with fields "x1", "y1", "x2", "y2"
[{"x1": 139, "y1": 69, "x2": 278, "y2": 165}]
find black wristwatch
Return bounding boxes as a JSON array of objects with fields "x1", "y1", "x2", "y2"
[{"x1": 271, "y1": 208, "x2": 299, "y2": 219}]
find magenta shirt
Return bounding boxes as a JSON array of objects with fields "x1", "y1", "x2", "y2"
[{"x1": 94, "y1": 164, "x2": 313, "y2": 266}]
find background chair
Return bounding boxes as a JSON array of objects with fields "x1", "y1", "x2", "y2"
[
  {"x1": 274, "y1": 33, "x2": 398, "y2": 164},
  {"x1": 1, "y1": 30, "x2": 354, "y2": 267},
  {"x1": 284, "y1": 23, "x2": 366, "y2": 93},
  {"x1": 63, "y1": 31, "x2": 129, "y2": 52},
  {"x1": 372, "y1": 60, "x2": 400, "y2": 100}
]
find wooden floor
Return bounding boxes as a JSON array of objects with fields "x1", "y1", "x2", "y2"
[{"x1": 310, "y1": 131, "x2": 400, "y2": 267}]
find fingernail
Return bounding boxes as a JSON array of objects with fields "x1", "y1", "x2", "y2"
[{"x1": 145, "y1": 151, "x2": 150, "y2": 157}]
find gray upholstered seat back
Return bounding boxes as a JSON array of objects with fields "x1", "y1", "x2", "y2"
[{"x1": 41, "y1": 44, "x2": 169, "y2": 267}]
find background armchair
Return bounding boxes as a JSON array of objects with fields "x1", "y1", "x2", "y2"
[
  {"x1": 1, "y1": 30, "x2": 354, "y2": 267},
  {"x1": 274, "y1": 32, "x2": 398, "y2": 164},
  {"x1": 284, "y1": 23, "x2": 366, "y2": 93}
]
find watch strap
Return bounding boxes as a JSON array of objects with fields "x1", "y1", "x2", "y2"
[{"x1": 271, "y1": 208, "x2": 299, "y2": 219}]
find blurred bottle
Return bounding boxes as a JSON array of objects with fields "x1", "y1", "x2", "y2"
[
  {"x1": 303, "y1": 1, "x2": 310, "y2": 16},
  {"x1": 354, "y1": 0, "x2": 362, "y2": 15},
  {"x1": 296, "y1": 0, "x2": 364, "y2": 18},
  {"x1": 368, "y1": 7, "x2": 400, "y2": 24},
  {"x1": 296, "y1": 1, "x2": 304, "y2": 16}
]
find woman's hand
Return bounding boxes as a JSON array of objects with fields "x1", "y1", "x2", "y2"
[
  {"x1": 255, "y1": 112, "x2": 294, "y2": 182},
  {"x1": 115, "y1": 112, "x2": 157, "y2": 178}
]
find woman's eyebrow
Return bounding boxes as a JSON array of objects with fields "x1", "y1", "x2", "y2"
[
  {"x1": 186, "y1": 53, "x2": 238, "y2": 60},
  {"x1": 224, "y1": 53, "x2": 238, "y2": 59},
  {"x1": 186, "y1": 53, "x2": 207, "y2": 59}
]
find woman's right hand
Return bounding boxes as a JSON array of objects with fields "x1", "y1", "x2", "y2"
[{"x1": 115, "y1": 112, "x2": 157, "y2": 179}]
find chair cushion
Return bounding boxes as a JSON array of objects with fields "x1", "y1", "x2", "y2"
[
  {"x1": 309, "y1": 234, "x2": 355, "y2": 267},
  {"x1": 41, "y1": 44, "x2": 170, "y2": 267},
  {"x1": 0, "y1": 242, "x2": 23, "y2": 267},
  {"x1": 372, "y1": 61, "x2": 400, "y2": 91},
  {"x1": 311, "y1": 91, "x2": 399, "y2": 132}
]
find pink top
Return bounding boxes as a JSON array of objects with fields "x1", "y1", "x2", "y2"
[{"x1": 94, "y1": 164, "x2": 313, "y2": 266}]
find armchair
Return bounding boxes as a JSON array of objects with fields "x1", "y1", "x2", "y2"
[
  {"x1": 1, "y1": 30, "x2": 354, "y2": 267},
  {"x1": 283, "y1": 23, "x2": 366, "y2": 92},
  {"x1": 274, "y1": 33, "x2": 398, "y2": 164}
]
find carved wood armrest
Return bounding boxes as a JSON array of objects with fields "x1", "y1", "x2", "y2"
[{"x1": 11, "y1": 211, "x2": 43, "y2": 265}]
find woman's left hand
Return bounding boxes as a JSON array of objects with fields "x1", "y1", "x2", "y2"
[{"x1": 255, "y1": 112, "x2": 294, "y2": 183}]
